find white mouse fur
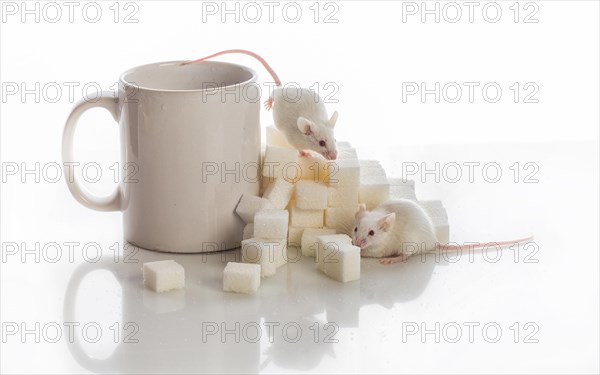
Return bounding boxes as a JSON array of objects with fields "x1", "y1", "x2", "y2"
[
  {"x1": 182, "y1": 50, "x2": 339, "y2": 160},
  {"x1": 352, "y1": 199, "x2": 438, "y2": 259},
  {"x1": 272, "y1": 87, "x2": 338, "y2": 160}
]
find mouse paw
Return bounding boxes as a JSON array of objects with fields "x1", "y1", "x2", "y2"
[
  {"x1": 298, "y1": 150, "x2": 311, "y2": 158},
  {"x1": 263, "y1": 98, "x2": 274, "y2": 111},
  {"x1": 379, "y1": 255, "x2": 408, "y2": 265}
]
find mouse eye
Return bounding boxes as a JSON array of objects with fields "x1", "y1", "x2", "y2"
[
  {"x1": 319, "y1": 140, "x2": 326, "y2": 147},
  {"x1": 354, "y1": 227, "x2": 357, "y2": 232},
  {"x1": 368, "y1": 230, "x2": 375, "y2": 236}
]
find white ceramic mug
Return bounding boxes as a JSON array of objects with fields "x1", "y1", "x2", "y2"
[{"x1": 62, "y1": 61, "x2": 261, "y2": 253}]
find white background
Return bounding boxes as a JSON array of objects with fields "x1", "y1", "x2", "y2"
[{"x1": 1, "y1": 1, "x2": 599, "y2": 374}]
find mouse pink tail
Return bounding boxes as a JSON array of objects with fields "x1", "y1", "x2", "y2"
[
  {"x1": 181, "y1": 49, "x2": 282, "y2": 87},
  {"x1": 436, "y1": 235, "x2": 535, "y2": 252}
]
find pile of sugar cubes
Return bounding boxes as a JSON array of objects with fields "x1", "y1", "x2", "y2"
[
  {"x1": 220, "y1": 125, "x2": 450, "y2": 294},
  {"x1": 141, "y1": 125, "x2": 449, "y2": 295}
]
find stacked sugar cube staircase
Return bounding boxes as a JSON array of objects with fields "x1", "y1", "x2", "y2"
[{"x1": 223, "y1": 125, "x2": 450, "y2": 293}]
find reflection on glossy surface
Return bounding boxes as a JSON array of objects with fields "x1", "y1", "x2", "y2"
[{"x1": 63, "y1": 244, "x2": 438, "y2": 373}]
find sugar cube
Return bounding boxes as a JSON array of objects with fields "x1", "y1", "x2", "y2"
[
  {"x1": 262, "y1": 178, "x2": 294, "y2": 209},
  {"x1": 296, "y1": 180, "x2": 328, "y2": 210},
  {"x1": 359, "y1": 160, "x2": 381, "y2": 168},
  {"x1": 254, "y1": 210, "x2": 289, "y2": 239},
  {"x1": 243, "y1": 224, "x2": 254, "y2": 240},
  {"x1": 266, "y1": 125, "x2": 292, "y2": 148},
  {"x1": 359, "y1": 175, "x2": 390, "y2": 210},
  {"x1": 389, "y1": 178, "x2": 417, "y2": 201},
  {"x1": 336, "y1": 141, "x2": 353, "y2": 149},
  {"x1": 325, "y1": 206, "x2": 360, "y2": 235},
  {"x1": 298, "y1": 154, "x2": 328, "y2": 182},
  {"x1": 235, "y1": 194, "x2": 273, "y2": 224},
  {"x1": 143, "y1": 260, "x2": 185, "y2": 293},
  {"x1": 315, "y1": 234, "x2": 352, "y2": 271},
  {"x1": 223, "y1": 262, "x2": 261, "y2": 294},
  {"x1": 338, "y1": 148, "x2": 358, "y2": 160},
  {"x1": 322, "y1": 243, "x2": 361, "y2": 282},
  {"x1": 325, "y1": 158, "x2": 360, "y2": 187},
  {"x1": 360, "y1": 166, "x2": 386, "y2": 177},
  {"x1": 301, "y1": 228, "x2": 336, "y2": 257},
  {"x1": 288, "y1": 226, "x2": 304, "y2": 247},
  {"x1": 241, "y1": 238, "x2": 286, "y2": 277},
  {"x1": 419, "y1": 200, "x2": 449, "y2": 244},
  {"x1": 262, "y1": 146, "x2": 299, "y2": 181},
  {"x1": 327, "y1": 185, "x2": 359, "y2": 207},
  {"x1": 290, "y1": 204, "x2": 324, "y2": 228}
]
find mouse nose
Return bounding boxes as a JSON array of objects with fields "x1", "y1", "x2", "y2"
[{"x1": 326, "y1": 151, "x2": 337, "y2": 160}]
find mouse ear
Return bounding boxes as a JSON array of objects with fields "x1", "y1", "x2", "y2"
[
  {"x1": 378, "y1": 213, "x2": 396, "y2": 232},
  {"x1": 328, "y1": 111, "x2": 339, "y2": 128},
  {"x1": 297, "y1": 117, "x2": 316, "y2": 135}
]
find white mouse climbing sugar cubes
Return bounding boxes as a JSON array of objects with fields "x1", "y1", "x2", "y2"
[
  {"x1": 301, "y1": 228, "x2": 336, "y2": 257},
  {"x1": 235, "y1": 194, "x2": 273, "y2": 224},
  {"x1": 223, "y1": 262, "x2": 261, "y2": 294},
  {"x1": 322, "y1": 243, "x2": 361, "y2": 283},
  {"x1": 143, "y1": 260, "x2": 185, "y2": 293},
  {"x1": 254, "y1": 209, "x2": 289, "y2": 239},
  {"x1": 295, "y1": 180, "x2": 328, "y2": 210}
]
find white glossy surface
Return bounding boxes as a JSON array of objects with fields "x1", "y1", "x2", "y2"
[{"x1": 2, "y1": 142, "x2": 598, "y2": 374}]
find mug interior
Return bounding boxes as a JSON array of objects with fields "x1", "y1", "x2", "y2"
[{"x1": 120, "y1": 61, "x2": 256, "y2": 92}]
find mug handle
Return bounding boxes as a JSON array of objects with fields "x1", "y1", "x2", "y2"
[{"x1": 62, "y1": 91, "x2": 122, "y2": 211}]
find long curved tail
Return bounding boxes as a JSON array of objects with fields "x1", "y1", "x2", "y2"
[
  {"x1": 437, "y1": 235, "x2": 535, "y2": 251},
  {"x1": 181, "y1": 49, "x2": 282, "y2": 86}
]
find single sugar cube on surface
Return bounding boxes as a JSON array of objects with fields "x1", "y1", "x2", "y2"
[
  {"x1": 325, "y1": 158, "x2": 360, "y2": 187},
  {"x1": 262, "y1": 146, "x2": 299, "y2": 181},
  {"x1": 322, "y1": 243, "x2": 361, "y2": 283},
  {"x1": 254, "y1": 209, "x2": 289, "y2": 239},
  {"x1": 296, "y1": 180, "x2": 328, "y2": 210},
  {"x1": 266, "y1": 125, "x2": 293, "y2": 148},
  {"x1": 243, "y1": 224, "x2": 254, "y2": 240},
  {"x1": 301, "y1": 228, "x2": 336, "y2": 257},
  {"x1": 325, "y1": 206, "x2": 360, "y2": 235},
  {"x1": 223, "y1": 262, "x2": 261, "y2": 294},
  {"x1": 327, "y1": 185, "x2": 359, "y2": 207},
  {"x1": 235, "y1": 194, "x2": 273, "y2": 224},
  {"x1": 360, "y1": 166, "x2": 386, "y2": 177},
  {"x1": 359, "y1": 175, "x2": 390, "y2": 210},
  {"x1": 288, "y1": 226, "x2": 304, "y2": 247},
  {"x1": 241, "y1": 238, "x2": 286, "y2": 277},
  {"x1": 290, "y1": 204, "x2": 324, "y2": 228},
  {"x1": 315, "y1": 234, "x2": 353, "y2": 271},
  {"x1": 262, "y1": 178, "x2": 294, "y2": 209},
  {"x1": 143, "y1": 260, "x2": 185, "y2": 293}
]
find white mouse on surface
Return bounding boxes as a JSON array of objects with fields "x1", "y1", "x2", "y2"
[
  {"x1": 352, "y1": 199, "x2": 534, "y2": 265},
  {"x1": 182, "y1": 49, "x2": 339, "y2": 160}
]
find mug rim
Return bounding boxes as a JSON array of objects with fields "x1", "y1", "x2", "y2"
[{"x1": 118, "y1": 60, "x2": 258, "y2": 93}]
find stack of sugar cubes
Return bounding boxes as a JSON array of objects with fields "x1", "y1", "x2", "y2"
[{"x1": 224, "y1": 125, "x2": 450, "y2": 293}]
